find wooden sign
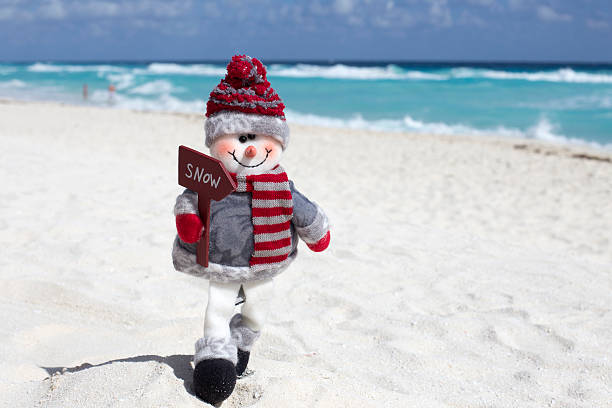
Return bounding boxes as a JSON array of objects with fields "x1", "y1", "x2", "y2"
[{"x1": 178, "y1": 145, "x2": 236, "y2": 267}]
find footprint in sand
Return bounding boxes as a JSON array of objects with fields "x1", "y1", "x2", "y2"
[{"x1": 482, "y1": 308, "x2": 575, "y2": 365}]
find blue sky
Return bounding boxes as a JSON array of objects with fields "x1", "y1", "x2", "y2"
[{"x1": 1, "y1": 0, "x2": 611, "y2": 62}]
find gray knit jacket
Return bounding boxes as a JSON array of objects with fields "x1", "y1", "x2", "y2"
[{"x1": 172, "y1": 181, "x2": 329, "y2": 282}]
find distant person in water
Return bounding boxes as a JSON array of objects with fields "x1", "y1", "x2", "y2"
[
  {"x1": 82, "y1": 84, "x2": 88, "y2": 101},
  {"x1": 108, "y1": 84, "x2": 116, "y2": 104}
]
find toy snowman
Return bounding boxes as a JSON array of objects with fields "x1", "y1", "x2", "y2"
[{"x1": 172, "y1": 55, "x2": 330, "y2": 405}]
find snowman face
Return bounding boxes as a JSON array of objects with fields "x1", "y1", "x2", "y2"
[{"x1": 209, "y1": 133, "x2": 283, "y2": 175}]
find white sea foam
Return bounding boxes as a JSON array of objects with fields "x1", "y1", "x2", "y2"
[
  {"x1": 0, "y1": 79, "x2": 27, "y2": 88},
  {"x1": 519, "y1": 93, "x2": 612, "y2": 110},
  {"x1": 285, "y1": 109, "x2": 520, "y2": 137},
  {"x1": 89, "y1": 90, "x2": 203, "y2": 113},
  {"x1": 451, "y1": 67, "x2": 612, "y2": 84},
  {"x1": 84, "y1": 94, "x2": 536, "y2": 143},
  {"x1": 139, "y1": 63, "x2": 612, "y2": 84},
  {"x1": 267, "y1": 64, "x2": 447, "y2": 80},
  {"x1": 27, "y1": 63, "x2": 128, "y2": 73},
  {"x1": 26, "y1": 63, "x2": 65, "y2": 72},
  {"x1": 128, "y1": 80, "x2": 181, "y2": 95},
  {"x1": 105, "y1": 73, "x2": 135, "y2": 90},
  {"x1": 141, "y1": 63, "x2": 226, "y2": 76},
  {"x1": 0, "y1": 80, "x2": 74, "y2": 104},
  {"x1": 19, "y1": 62, "x2": 612, "y2": 85},
  {"x1": 522, "y1": 117, "x2": 599, "y2": 147},
  {"x1": 0, "y1": 66, "x2": 17, "y2": 75},
  {"x1": 264, "y1": 64, "x2": 612, "y2": 83},
  {"x1": 285, "y1": 109, "x2": 610, "y2": 149},
  {"x1": 228, "y1": 63, "x2": 612, "y2": 84}
]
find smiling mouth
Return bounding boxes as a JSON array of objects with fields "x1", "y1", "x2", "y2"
[{"x1": 229, "y1": 149, "x2": 271, "y2": 168}]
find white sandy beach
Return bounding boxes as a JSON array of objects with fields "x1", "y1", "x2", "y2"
[{"x1": 0, "y1": 100, "x2": 611, "y2": 407}]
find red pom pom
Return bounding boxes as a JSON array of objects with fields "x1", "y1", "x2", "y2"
[
  {"x1": 226, "y1": 78, "x2": 242, "y2": 89},
  {"x1": 224, "y1": 55, "x2": 267, "y2": 89},
  {"x1": 228, "y1": 60, "x2": 249, "y2": 80},
  {"x1": 252, "y1": 58, "x2": 267, "y2": 80}
]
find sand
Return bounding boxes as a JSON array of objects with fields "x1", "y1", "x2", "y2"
[{"x1": 0, "y1": 100, "x2": 611, "y2": 407}]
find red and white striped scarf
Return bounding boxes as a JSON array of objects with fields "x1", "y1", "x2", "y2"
[{"x1": 231, "y1": 165, "x2": 293, "y2": 269}]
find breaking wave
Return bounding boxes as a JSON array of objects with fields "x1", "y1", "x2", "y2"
[
  {"x1": 27, "y1": 63, "x2": 128, "y2": 73},
  {"x1": 0, "y1": 79, "x2": 27, "y2": 88},
  {"x1": 89, "y1": 90, "x2": 204, "y2": 112},
  {"x1": 285, "y1": 110, "x2": 610, "y2": 149},
  {"x1": 0, "y1": 66, "x2": 17, "y2": 75},
  {"x1": 140, "y1": 63, "x2": 226, "y2": 76},
  {"x1": 267, "y1": 64, "x2": 447, "y2": 80},
  {"x1": 450, "y1": 67, "x2": 612, "y2": 84},
  {"x1": 128, "y1": 80, "x2": 182, "y2": 95},
  {"x1": 21, "y1": 62, "x2": 612, "y2": 83}
]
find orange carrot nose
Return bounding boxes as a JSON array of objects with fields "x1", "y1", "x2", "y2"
[{"x1": 245, "y1": 145, "x2": 257, "y2": 158}]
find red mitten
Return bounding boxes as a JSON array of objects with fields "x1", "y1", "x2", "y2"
[
  {"x1": 176, "y1": 213, "x2": 204, "y2": 244},
  {"x1": 307, "y1": 230, "x2": 330, "y2": 252}
]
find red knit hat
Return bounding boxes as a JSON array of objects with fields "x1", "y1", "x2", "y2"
[{"x1": 205, "y1": 55, "x2": 290, "y2": 149}]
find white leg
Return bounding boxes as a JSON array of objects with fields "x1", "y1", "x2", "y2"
[
  {"x1": 195, "y1": 280, "x2": 241, "y2": 365},
  {"x1": 241, "y1": 278, "x2": 275, "y2": 332},
  {"x1": 203, "y1": 280, "x2": 241, "y2": 339}
]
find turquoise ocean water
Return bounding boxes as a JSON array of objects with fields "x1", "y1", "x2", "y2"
[{"x1": 1, "y1": 61, "x2": 611, "y2": 148}]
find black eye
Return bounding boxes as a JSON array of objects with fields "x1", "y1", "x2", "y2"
[
  {"x1": 247, "y1": 134, "x2": 256, "y2": 140},
  {"x1": 238, "y1": 135, "x2": 247, "y2": 143}
]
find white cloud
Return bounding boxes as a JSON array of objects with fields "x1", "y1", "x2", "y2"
[
  {"x1": 428, "y1": 0, "x2": 452, "y2": 27},
  {"x1": 309, "y1": 1, "x2": 327, "y2": 16},
  {"x1": 39, "y1": 0, "x2": 67, "y2": 19},
  {"x1": 334, "y1": 0, "x2": 354, "y2": 15},
  {"x1": 75, "y1": 1, "x2": 120, "y2": 17},
  {"x1": 508, "y1": 0, "x2": 524, "y2": 10},
  {"x1": 586, "y1": 18, "x2": 609, "y2": 30},
  {"x1": 203, "y1": 2, "x2": 221, "y2": 18},
  {"x1": 0, "y1": 0, "x2": 198, "y2": 21},
  {"x1": 0, "y1": 7, "x2": 15, "y2": 20},
  {"x1": 140, "y1": 0, "x2": 193, "y2": 18},
  {"x1": 370, "y1": 4, "x2": 413, "y2": 29},
  {"x1": 0, "y1": 0, "x2": 33, "y2": 21},
  {"x1": 536, "y1": 5, "x2": 572, "y2": 22},
  {"x1": 467, "y1": 0, "x2": 496, "y2": 6},
  {"x1": 89, "y1": 21, "x2": 109, "y2": 36},
  {"x1": 458, "y1": 10, "x2": 486, "y2": 27},
  {"x1": 347, "y1": 15, "x2": 362, "y2": 25},
  {"x1": 373, "y1": 15, "x2": 390, "y2": 27}
]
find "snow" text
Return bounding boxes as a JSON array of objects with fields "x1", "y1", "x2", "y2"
[{"x1": 184, "y1": 163, "x2": 221, "y2": 189}]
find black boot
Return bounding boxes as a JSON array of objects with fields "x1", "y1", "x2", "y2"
[
  {"x1": 193, "y1": 358, "x2": 237, "y2": 405},
  {"x1": 235, "y1": 349, "x2": 250, "y2": 377}
]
